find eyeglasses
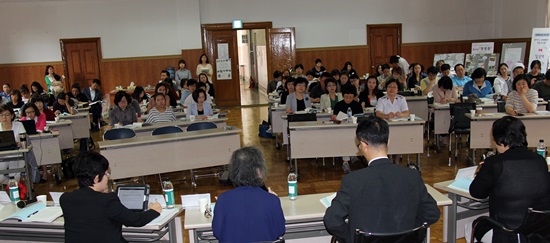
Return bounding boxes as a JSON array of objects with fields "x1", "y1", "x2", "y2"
[
  {"x1": 387, "y1": 86, "x2": 398, "y2": 89},
  {"x1": 327, "y1": 84, "x2": 336, "y2": 87},
  {"x1": 26, "y1": 110, "x2": 35, "y2": 113},
  {"x1": 0, "y1": 113, "x2": 11, "y2": 118}
]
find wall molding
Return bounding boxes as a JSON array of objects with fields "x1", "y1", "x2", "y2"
[
  {"x1": 402, "y1": 37, "x2": 531, "y2": 47},
  {"x1": 0, "y1": 61, "x2": 63, "y2": 68},
  {"x1": 297, "y1": 45, "x2": 368, "y2": 52},
  {"x1": 102, "y1": 54, "x2": 182, "y2": 63}
]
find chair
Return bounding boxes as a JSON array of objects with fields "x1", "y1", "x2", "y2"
[
  {"x1": 354, "y1": 222, "x2": 428, "y2": 243},
  {"x1": 471, "y1": 208, "x2": 550, "y2": 243},
  {"x1": 286, "y1": 113, "x2": 317, "y2": 177},
  {"x1": 448, "y1": 103, "x2": 476, "y2": 166},
  {"x1": 186, "y1": 121, "x2": 220, "y2": 187},
  {"x1": 103, "y1": 128, "x2": 136, "y2": 141},
  {"x1": 152, "y1": 126, "x2": 183, "y2": 135},
  {"x1": 497, "y1": 101, "x2": 506, "y2": 112}
]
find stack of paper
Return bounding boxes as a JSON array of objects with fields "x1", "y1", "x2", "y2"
[{"x1": 22, "y1": 206, "x2": 63, "y2": 223}]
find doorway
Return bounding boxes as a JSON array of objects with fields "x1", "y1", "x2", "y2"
[
  {"x1": 60, "y1": 38, "x2": 102, "y2": 91},
  {"x1": 367, "y1": 24, "x2": 402, "y2": 74},
  {"x1": 237, "y1": 29, "x2": 268, "y2": 106}
]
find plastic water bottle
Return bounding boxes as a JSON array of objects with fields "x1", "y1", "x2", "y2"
[
  {"x1": 8, "y1": 176, "x2": 19, "y2": 204},
  {"x1": 537, "y1": 139, "x2": 546, "y2": 158},
  {"x1": 288, "y1": 169, "x2": 297, "y2": 200},
  {"x1": 18, "y1": 172, "x2": 27, "y2": 200},
  {"x1": 162, "y1": 178, "x2": 175, "y2": 209},
  {"x1": 347, "y1": 107, "x2": 352, "y2": 123}
]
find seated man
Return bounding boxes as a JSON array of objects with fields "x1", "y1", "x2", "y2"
[
  {"x1": 60, "y1": 151, "x2": 162, "y2": 243},
  {"x1": 323, "y1": 116, "x2": 440, "y2": 243},
  {"x1": 332, "y1": 85, "x2": 363, "y2": 173},
  {"x1": 533, "y1": 69, "x2": 550, "y2": 101},
  {"x1": 180, "y1": 79, "x2": 197, "y2": 105},
  {"x1": 377, "y1": 64, "x2": 391, "y2": 90},
  {"x1": 420, "y1": 66, "x2": 440, "y2": 95},
  {"x1": 0, "y1": 83, "x2": 11, "y2": 102},
  {"x1": 68, "y1": 83, "x2": 88, "y2": 103},
  {"x1": 309, "y1": 72, "x2": 331, "y2": 103},
  {"x1": 82, "y1": 79, "x2": 105, "y2": 128},
  {"x1": 451, "y1": 64, "x2": 472, "y2": 89},
  {"x1": 267, "y1": 70, "x2": 282, "y2": 93},
  {"x1": 440, "y1": 64, "x2": 452, "y2": 77}
]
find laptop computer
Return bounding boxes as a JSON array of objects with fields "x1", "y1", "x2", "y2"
[
  {"x1": 116, "y1": 184, "x2": 150, "y2": 212},
  {"x1": 0, "y1": 131, "x2": 18, "y2": 151},
  {"x1": 21, "y1": 120, "x2": 38, "y2": 135}
]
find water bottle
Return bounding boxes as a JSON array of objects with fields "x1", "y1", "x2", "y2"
[
  {"x1": 537, "y1": 139, "x2": 546, "y2": 158},
  {"x1": 347, "y1": 107, "x2": 352, "y2": 123},
  {"x1": 162, "y1": 178, "x2": 175, "y2": 209},
  {"x1": 8, "y1": 176, "x2": 19, "y2": 204},
  {"x1": 288, "y1": 168, "x2": 297, "y2": 200},
  {"x1": 19, "y1": 133, "x2": 27, "y2": 149},
  {"x1": 18, "y1": 172, "x2": 27, "y2": 200}
]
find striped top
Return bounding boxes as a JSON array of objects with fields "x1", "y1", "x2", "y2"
[
  {"x1": 145, "y1": 107, "x2": 176, "y2": 123},
  {"x1": 505, "y1": 89, "x2": 538, "y2": 113}
]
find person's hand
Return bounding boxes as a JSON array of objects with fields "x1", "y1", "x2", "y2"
[
  {"x1": 395, "y1": 112, "x2": 403, "y2": 117},
  {"x1": 518, "y1": 85, "x2": 529, "y2": 96},
  {"x1": 61, "y1": 75, "x2": 66, "y2": 80},
  {"x1": 137, "y1": 118, "x2": 142, "y2": 123},
  {"x1": 197, "y1": 115, "x2": 207, "y2": 120},
  {"x1": 268, "y1": 187, "x2": 278, "y2": 196},
  {"x1": 387, "y1": 112, "x2": 395, "y2": 118},
  {"x1": 149, "y1": 202, "x2": 162, "y2": 214},
  {"x1": 330, "y1": 115, "x2": 336, "y2": 120},
  {"x1": 531, "y1": 78, "x2": 537, "y2": 86},
  {"x1": 54, "y1": 110, "x2": 61, "y2": 116}
]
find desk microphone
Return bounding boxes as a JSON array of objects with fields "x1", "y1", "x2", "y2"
[{"x1": 17, "y1": 198, "x2": 37, "y2": 208}]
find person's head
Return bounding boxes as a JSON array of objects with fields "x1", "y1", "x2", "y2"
[
  {"x1": 385, "y1": 79, "x2": 400, "y2": 96},
  {"x1": 366, "y1": 76, "x2": 379, "y2": 93},
  {"x1": 530, "y1": 60, "x2": 542, "y2": 75},
  {"x1": 272, "y1": 70, "x2": 282, "y2": 80},
  {"x1": 342, "y1": 86, "x2": 357, "y2": 104},
  {"x1": 454, "y1": 64, "x2": 465, "y2": 78},
  {"x1": 325, "y1": 78, "x2": 338, "y2": 93},
  {"x1": 315, "y1": 58, "x2": 323, "y2": 67},
  {"x1": 10, "y1": 90, "x2": 21, "y2": 103},
  {"x1": 186, "y1": 79, "x2": 198, "y2": 93},
  {"x1": 20, "y1": 85, "x2": 30, "y2": 98},
  {"x1": 491, "y1": 116, "x2": 527, "y2": 151},
  {"x1": 440, "y1": 64, "x2": 451, "y2": 76},
  {"x1": 376, "y1": 64, "x2": 383, "y2": 75},
  {"x1": 305, "y1": 70, "x2": 315, "y2": 81},
  {"x1": 45, "y1": 65, "x2": 54, "y2": 76},
  {"x1": 412, "y1": 63, "x2": 423, "y2": 76},
  {"x1": 114, "y1": 91, "x2": 131, "y2": 110},
  {"x1": 343, "y1": 61, "x2": 353, "y2": 71},
  {"x1": 512, "y1": 63, "x2": 525, "y2": 77},
  {"x1": 381, "y1": 64, "x2": 391, "y2": 77},
  {"x1": 155, "y1": 82, "x2": 168, "y2": 94},
  {"x1": 426, "y1": 66, "x2": 438, "y2": 80},
  {"x1": 331, "y1": 69, "x2": 340, "y2": 80},
  {"x1": 57, "y1": 92, "x2": 67, "y2": 105},
  {"x1": 3, "y1": 83, "x2": 10, "y2": 94},
  {"x1": 282, "y1": 69, "x2": 291, "y2": 78},
  {"x1": 73, "y1": 151, "x2": 110, "y2": 190},
  {"x1": 22, "y1": 103, "x2": 40, "y2": 119},
  {"x1": 294, "y1": 64, "x2": 304, "y2": 75},
  {"x1": 349, "y1": 74, "x2": 360, "y2": 87},
  {"x1": 91, "y1": 79, "x2": 101, "y2": 90},
  {"x1": 31, "y1": 95, "x2": 45, "y2": 111},
  {"x1": 199, "y1": 54, "x2": 209, "y2": 64},
  {"x1": 285, "y1": 77, "x2": 295, "y2": 92},
  {"x1": 30, "y1": 81, "x2": 44, "y2": 94},
  {"x1": 497, "y1": 63, "x2": 509, "y2": 76},
  {"x1": 389, "y1": 55, "x2": 400, "y2": 66},
  {"x1": 54, "y1": 74, "x2": 61, "y2": 82},
  {"x1": 320, "y1": 72, "x2": 331, "y2": 84},
  {"x1": 391, "y1": 66, "x2": 404, "y2": 79},
  {"x1": 152, "y1": 93, "x2": 166, "y2": 108},
  {"x1": 162, "y1": 78, "x2": 174, "y2": 90},
  {"x1": 0, "y1": 104, "x2": 15, "y2": 122},
  {"x1": 435, "y1": 60, "x2": 445, "y2": 71},
  {"x1": 71, "y1": 83, "x2": 81, "y2": 97},
  {"x1": 198, "y1": 73, "x2": 209, "y2": 83},
  {"x1": 471, "y1": 68, "x2": 487, "y2": 84},
  {"x1": 356, "y1": 116, "x2": 390, "y2": 156},
  {"x1": 178, "y1": 59, "x2": 187, "y2": 70},
  {"x1": 196, "y1": 82, "x2": 207, "y2": 91},
  {"x1": 512, "y1": 74, "x2": 530, "y2": 91},
  {"x1": 229, "y1": 146, "x2": 267, "y2": 187},
  {"x1": 438, "y1": 76, "x2": 453, "y2": 91},
  {"x1": 294, "y1": 77, "x2": 308, "y2": 93},
  {"x1": 160, "y1": 70, "x2": 170, "y2": 80},
  {"x1": 132, "y1": 86, "x2": 145, "y2": 101},
  {"x1": 340, "y1": 73, "x2": 349, "y2": 84},
  {"x1": 192, "y1": 89, "x2": 207, "y2": 104}
]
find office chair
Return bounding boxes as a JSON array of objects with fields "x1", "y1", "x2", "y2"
[
  {"x1": 471, "y1": 208, "x2": 550, "y2": 243},
  {"x1": 448, "y1": 103, "x2": 476, "y2": 166},
  {"x1": 152, "y1": 126, "x2": 183, "y2": 135},
  {"x1": 103, "y1": 128, "x2": 136, "y2": 141},
  {"x1": 286, "y1": 113, "x2": 317, "y2": 177},
  {"x1": 354, "y1": 222, "x2": 428, "y2": 243},
  {"x1": 186, "y1": 121, "x2": 220, "y2": 187}
]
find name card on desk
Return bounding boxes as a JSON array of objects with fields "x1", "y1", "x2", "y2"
[{"x1": 49, "y1": 192, "x2": 64, "y2": 206}]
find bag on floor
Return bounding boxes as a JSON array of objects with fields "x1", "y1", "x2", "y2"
[
  {"x1": 258, "y1": 120, "x2": 274, "y2": 138},
  {"x1": 61, "y1": 157, "x2": 75, "y2": 179}
]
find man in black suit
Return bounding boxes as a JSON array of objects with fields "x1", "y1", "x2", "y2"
[
  {"x1": 323, "y1": 116, "x2": 440, "y2": 243},
  {"x1": 82, "y1": 79, "x2": 105, "y2": 129},
  {"x1": 60, "y1": 151, "x2": 162, "y2": 243}
]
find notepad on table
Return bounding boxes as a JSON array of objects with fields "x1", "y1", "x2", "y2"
[
  {"x1": 22, "y1": 206, "x2": 63, "y2": 223},
  {"x1": 448, "y1": 177, "x2": 474, "y2": 193},
  {"x1": 320, "y1": 193, "x2": 337, "y2": 208},
  {"x1": 1, "y1": 203, "x2": 46, "y2": 221}
]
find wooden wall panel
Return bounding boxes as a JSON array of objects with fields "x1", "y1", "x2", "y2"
[
  {"x1": 296, "y1": 46, "x2": 370, "y2": 76},
  {"x1": 0, "y1": 62, "x2": 64, "y2": 90},
  {"x1": 181, "y1": 48, "x2": 205, "y2": 78}
]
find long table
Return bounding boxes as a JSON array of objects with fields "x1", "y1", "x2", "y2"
[
  {"x1": 0, "y1": 203, "x2": 183, "y2": 242},
  {"x1": 0, "y1": 147, "x2": 33, "y2": 199},
  {"x1": 59, "y1": 113, "x2": 90, "y2": 139},
  {"x1": 29, "y1": 132, "x2": 62, "y2": 166},
  {"x1": 406, "y1": 95, "x2": 429, "y2": 122},
  {"x1": 46, "y1": 120, "x2": 74, "y2": 150},
  {"x1": 184, "y1": 185, "x2": 451, "y2": 243},
  {"x1": 129, "y1": 118, "x2": 228, "y2": 137},
  {"x1": 98, "y1": 128, "x2": 241, "y2": 180}
]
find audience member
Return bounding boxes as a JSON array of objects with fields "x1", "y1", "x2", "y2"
[
  {"x1": 1, "y1": 84, "x2": 11, "y2": 102},
  {"x1": 175, "y1": 59, "x2": 192, "y2": 91},
  {"x1": 451, "y1": 64, "x2": 472, "y2": 88},
  {"x1": 198, "y1": 73, "x2": 215, "y2": 98},
  {"x1": 280, "y1": 77, "x2": 295, "y2": 105},
  {"x1": 493, "y1": 63, "x2": 511, "y2": 97},
  {"x1": 20, "y1": 103, "x2": 46, "y2": 131},
  {"x1": 309, "y1": 72, "x2": 330, "y2": 102},
  {"x1": 293, "y1": 64, "x2": 306, "y2": 79},
  {"x1": 285, "y1": 77, "x2": 311, "y2": 113},
  {"x1": 440, "y1": 64, "x2": 451, "y2": 77},
  {"x1": 341, "y1": 61, "x2": 357, "y2": 77},
  {"x1": 505, "y1": 74, "x2": 538, "y2": 115},
  {"x1": 82, "y1": 79, "x2": 104, "y2": 127},
  {"x1": 145, "y1": 93, "x2": 176, "y2": 123},
  {"x1": 196, "y1": 54, "x2": 213, "y2": 81},
  {"x1": 310, "y1": 58, "x2": 326, "y2": 77},
  {"x1": 389, "y1": 55, "x2": 410, "y2": 75},
  {"x1": 377, "y1": 64, "x2": 391, "y2": 90},
  {"x1": 180, "y1": 79, "x2": 197, "y2": 105},
  {"x1": 376, "y1": 79, "x2": 409, "y2": 119},
  {"x1": 31, "y1": 96, "x2": 55, "y2": 121},
  {"x1": 267, "y1": 70, "x2": 283, "y2": 93},
  {"x1": 462, "y1": 68, "x2": 493, "y2": 97},
  {"x1": 52, "y1": 92, "x2": 75, "y2": 116},
  {"x1": 407, "y1": 63, "x2": 426, "y2": 90},
  {"x1": 359, "y1": 76, "x2": 383, "y2": 108},
  {"x1": 109, "y1": 91, "x2": 138, "y2": 126},
  {"x1": 186, "y1": 89, "x2": 213, "y2": 120},
  {"x1": 420, "y1": 66, "x2": 440, "y2": 95},
  {"x1": 320, "y1": 78, "x2": 342, "y2": 111},
  {"x1": 432, "y1": 76, "x2": 459, "y2": 104},
  {"x1": 7, "y1": 90, "x2": 24, "y2": 111},
  {"x1": 526, "y1": 60, "x2": 545, "y2": 86}
]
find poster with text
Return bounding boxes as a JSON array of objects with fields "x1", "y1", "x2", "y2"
[
  {"x1": 471, "y1": 42, "x2": 494, "y2": 54},
  {"x1": 464, "y1": 54, "x2": 500, "y2": 77},
  {"x1": 216, "y1": 58, "x2": 232, "y2": 80},
  {"x1": 528, "y1": 28, "x2": 550, "y2": 71}
]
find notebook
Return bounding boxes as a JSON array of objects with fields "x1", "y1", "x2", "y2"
[
  {"x1": 116, "y1": 185, "x2": 150, "y2": 212},
  {"x1": 21, "y1": 120, "x2": 38, "y2": 135},
  {"x1": 448, "y1": 166, "x2": 477, "y2": 192},
  {"x1": 0, "y1": 131, "x2": 18, "y2": 151}
]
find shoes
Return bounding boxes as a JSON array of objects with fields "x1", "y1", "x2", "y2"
[{"x1": 342, "y1": 161, "x2": 351, "y2": 174}]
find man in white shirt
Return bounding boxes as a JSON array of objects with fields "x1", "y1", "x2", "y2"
[{"x1": 389, "y1": 55, "x2": 410, "y2": 75}]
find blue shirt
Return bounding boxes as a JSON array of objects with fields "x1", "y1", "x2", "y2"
[
  {"x1": 179, "y1": 89, "x2": 191, "y2": 105},
  {"x1": 462, "y1": 80, "x2": 493, "y2": 97},
  {"x1": 451, "y1": 75, "x2": 472, "y2": 87}
]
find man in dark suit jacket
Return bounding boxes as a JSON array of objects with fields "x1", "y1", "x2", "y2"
[
  {"x1": 82, "y1": 79, "x2": 104, "y2": 129},
  {"x1": 323, "y1": 116, "x2": 440, "y2": 243},
  {"x1": 60, "y1": 151, "x2": 162, "y2": 243}
]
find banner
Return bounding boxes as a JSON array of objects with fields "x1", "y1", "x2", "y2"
[{"x1": 528, "y1": 28, "x2": 550, "y2": 71}]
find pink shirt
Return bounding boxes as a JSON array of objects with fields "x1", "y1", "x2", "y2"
[{"x1": 21, "y1": 113, "x2": 47, "y2": 131}]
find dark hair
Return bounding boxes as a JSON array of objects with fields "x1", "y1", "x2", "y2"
[
  {"x1": 53, "y1": 74, "x2": 61, "y2": 81},
  {"x1": 512, "y1": 74, "x2": 530, "y2": 90},
  {"x1": 294, "y1": 64, "x2": 304, "y2": 70},
  {"x1": 199, "y1": 54, "x2": 209, "y2": 64},
  {"x1": 546, "y1": 69, "x2": 550, "y2": 80},
  {"x1": 342, "y1": 85, "x2": 357, "y2": 96},
  {"x1": 44, "y1": 65, "x2": 54, "y2": 76},
  {"x1": 152, "y1": 92, "x2": 166, "y2": 101},
  {"x1": 325, "y1": 78, "x2": 338, "y2": 87},
  {"x1": 0, "y1": 104, "x2": 15, "y2": 121},
  {"x1": 376, "y1": 64, "x2": 383, "y2": 75},
  {"x1": 30, "y1": 95, "x2": 45, "y2": 106},
  {"x1": 57, "y1": 92, "x2": 67, "y2": 100},
  {"x1": 342, "y1": 61, "x2": 353, "y2": 71},
  {"x1": 3, "y1": 83, "x2": 10, "y2": 88},
  {"x1": 186, "y1": 79, "x2": 198, "y2": 87},
  {"x1": 22, "y1": 102, "x2": 40, "y2": 117},
  {"x1": 229, "y1": 146, "x2": 266, "y2": 187},
  {"x1": 132, "y1": 86, "x2": 145, "y2": 102},
  {"x1": 385, "y1": 79, "x2": 401, "y2": 90},
  {"x1": 196, "y1": 81, "x2": 207, "y2": 90},
  {"x1": 392, "y1": 66, "x2": 404, "y2": 76},
  {"x1": 454, "y1": 64, "x2": 464, "y2": 70},
  {"x1": 198, "y1": 73, "x2": 210, "y2": 83},
  {"x1": 349, "y1": 74, "x2": 360, "y2": 80},
  {"x1": 155, "y1": 82, "x2": 168, "y2": 93},
  {"x1": 438, "y1": 76, "x2": 453, "y2": 90},
  {"x1": 191, "y1": 89, "x2": 207, "y2": 103},
  {"x1": 71, "y1": 83, "x2": 81, "y2": 90},
  {"x1": 492, "y1": 116, "x2": 527, "y2": 148},
  {"x1": 31, "y1": 81, "x2": 45, "y2": 94},
  {"x1": 284, "y1": 77, "x2": 295, "y2": 89},
  {"x1": 356, "y1": 116, "x2": 389, "y2": 148},
  {"x1": 162, "y1": 78, "x2": 174, "y2": 88},
  {"x1": 315, "y1": 58, "x2": 322, "y2": 64},
  {"x1": 114, "y1": 91, "x2": 131, "y2": 107},
  {"x1": 441, "y1": 64, "x2": 451, "y2": 72},
  {"x1": 381, "y1": 64, "x2": 391, "y2": 71},
  {"x1": 294, "y1": 77, "x2": 308, "y2": 87},
  {"x1": 389, "y1": 55, "x2": 399, "y2": 64},
  {"x1": 330, "y1": 69, "x2": 340, "y2": 76},
  {"x1": 10, "y1": 90, "x2": 22, "y2": 103},
  {"x1": 73, "y1": 151, "x2": 109, "y2": 188},
  {"x1": 320, "y1": 72, "x2": 332, "y2": 79},
  {"x1": 92, "y1": 79, "x2": 101, "y2": 86},
  {"x1": 427, "y1": 66, "x2": 438, "y2": 75},
  {"x1": 160, "y1": 70, "x2": 170, "y2": 77},
  {"x1": 497, "y1": 63, "x2": 508, "y2": 75},
  {"x1": 20, "y1": 85, "x2": 30, "y2": 94},
  {"x1": 435, "y1": 60, "x2": 445, "y2": 69},
  {"x1": 178, "y1": 59, "x2": 187, "y2": 67},
  {"x1": 530, "y1": 60, "x2": 541, "y2": 70},
  {"x1": 306, "y1": 70, "x2": 317, "y2": 78},
  {"x1": 410, "y1": 63, "x2": 424, "y2": 81},
  {"x1": 471, "y1": 68, "x2": 487, "y2": 79},
  {"x1": 273, "y1": 70, "x2": 282, "y2": 79}
]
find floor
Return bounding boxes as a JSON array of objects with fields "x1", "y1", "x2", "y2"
[
  {"x1": 33, "y1": 105, "x2": 471, "y2": 243},
  {"x1": 240, "y1": 80, "x2": 268, "y2": 106}
]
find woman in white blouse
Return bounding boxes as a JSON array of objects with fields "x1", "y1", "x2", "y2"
[
  {"x1": 0, "y1": 104, "x2": 26, "y2": 184},
  {"x1": 494, "y1": 63, "x2": 511, "y2": 97},
  {"x1": 196, "y1": 54, "x2": 213, "y2": 81}
]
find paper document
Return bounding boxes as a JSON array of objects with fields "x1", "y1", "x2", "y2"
[
  {"x1": 22, "y1": 206, "x2": 63, "y2": 223},
  {"x1": 320, "y1": 193, "x2": 337, "y2": 208},
  {"x1": 149, "y1": 194, "x2": 167, "y2": 208},
  {"x1": 180, "y1": 193, "x2": 210, "y2": 210},
  {"x1": 448, "y1": 177, "x2": 474, "y2": 193},
  {"x1": 336, "y1": 112, "x2": 348, "y2": 121},
  {"x1": 49, "y1": 192, "x2": 64, "y2": 206},
  {"x1": 1, "y1": 203, "x2": 46, "y2": 221},
  {"x1": 146, "y1": 208, "x2": 178, "y2": 226},
  {"x1": 0, "y1": 191, "x2": 11, "y2": 203}
]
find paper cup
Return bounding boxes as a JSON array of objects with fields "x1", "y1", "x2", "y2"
[
  {"x1": 55, "y1": 117, "x2": 60, "y2": 123},
  {"x1": 352, "y1": 116, "x2": 358, "y2": 124},
  {"x1": 470, "y1": 110, "x2": 476, "y2": 117},
  {"x1": 190, "y1": 115, "x2": 196, "y2": 121},
  {"x1": 274, "y1": 102, "x2": 279, "y2": 107},
  {"x1": 410, "y1": 114, "x2": 416, "y2": 121},
  {"x1": 44, "y1": 126, "x2": 49, "y2": 132},
  {"x1": 476, "y1": 107, "x2": 483, "y2": 114},
  {"x1": 37, "y1": 195, "x2": 47, "y2": 204},
  {"x1": 198, "y1": 198, "x2": 208, "y2": 213},
  {"x1": 327, "y1": 108, "x2": 332, "y2": 114},
  {"x1": 183, "y1": 108, "x2": 188, "y2": 114}
]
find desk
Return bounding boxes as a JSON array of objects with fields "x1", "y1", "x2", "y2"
[
  {"x1": 288, "y1": 119, "x2": 425, "y2": 174},
  {"x1": 46, "y1": 120, "x2": 74, "y2": 150},
  {"x1": 0, "y1": 204, "x2": 183, "y2": 242},
  {"x1": 269, "y1": 104, "x2": 286, "y2": 149},
  {"x1": 29, "y1": 132, "x2": 62, "y2": 166},
  {"x1": 141, "y1": 112, "x2": 187, "y2": 121},
  {"x1": 98, "y1": 128, "x2": 241, "y2": 180},
  {"x1": 129, "y1": 118, "x2": 228, "y2": 137},
  {"x1": 185, "y1": 185, "x2": 451, "y2": 243},
  {"x1": 59, "y1": 113, "x2": 90, "y2": 139},
  {"x1": 0, "y1": 147, "x2": 33, "y2": 199}
]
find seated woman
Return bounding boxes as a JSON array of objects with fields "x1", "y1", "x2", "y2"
[
  {"x1": 285, "y1": 77, "x2": 312, "y2": 113},
  {"x1": 146, "y1": 83, "x2": 171, "y2": 113},
  {"x1": 30, "y1": 81, "x2": 47, "y2": 97},
  {"x1": 109, "y1": 91, "x2": 138, "y2": 126},
  {"x1": 20, "y1": 103, "x2": 46, "y2": 131},
  {"x1": 198, "y1": 72, "x2": 215, "y2": 98},
  {"x1": 52, "y1": 92, "x2": 75, "y2": 116},
  {"x1": 7, "y1": 90, "x2": 24, "y2": 111},
  {"x1": 462, "y1": 68, "x2": 493, "y2": 97},
  {"x1": 332, "y1": 86, "x2": 363, "y2": 119},
  {"x1": 432, "y1": 76, "x2": 460, "y2": 104},
  {"x1": 20, "y1": 85, "x2": 31, "y2": 104},
  {"x1": 375, "y1": 79, "x2": 410, "y2": 119},
  {"x1": 132, "y1": 86, "x2": 149, "y2": 104},
  {"x1": 279, "y1": 77, "x2": 295, "y2": 105},
  {"x1": 31, "y1": 95, "x2": 55, "y2": 121},
  {"x1": 0, "y1": 104, "x2": 26, "y2": 184},
  {"x1": 469, "y1": 116, "x2": 550, "y2": 242},
  {"x1": 186, "y1": 89, "x2": 213, "y2": 120},
  {"x1": 60, "y1": 151, "x2": 161, "y2": 242},
  {"x1": 145, "y1": 93, "x2": 176, "y2": 123},
  {"x1": 420, "y1": 66, "x2": 440, "y2": 95},
  {"x1": 358, "y1": 76, "x2": 383, "y2": 108},
  {"x1": 406, "y1": 63, "x2": 426, "y2": 90},
  {"x1": 320, "y1": 78, "x2": 343, "y2": 111},
  {"x1": 505, "y1": 74, "x2": 538, "y2": 116},
  {"x1": 213, "y1": 146, "x2": 285, "y2": 242}
]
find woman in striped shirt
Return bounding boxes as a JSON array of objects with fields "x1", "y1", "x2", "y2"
[{"x1": 145, "y1": 93, "x2": 176, "y2": 123}]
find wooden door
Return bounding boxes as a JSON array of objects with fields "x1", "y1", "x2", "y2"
[
  {"x1": 204, "y1": 29, "x2": 240, "y2": 106},
  {"x1": 60, "y1": 38, "x2": 101, "y2": 91},
  {"x1": 367, "y1": 24, "x2": 401, "y2": 74},
  {"x1": 267, "y1": 28, "x2": 296, "y2": 79}
]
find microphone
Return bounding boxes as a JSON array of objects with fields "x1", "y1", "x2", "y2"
[{"x1": 17, "y1": 198, "x2": 37, "y2": 208}]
